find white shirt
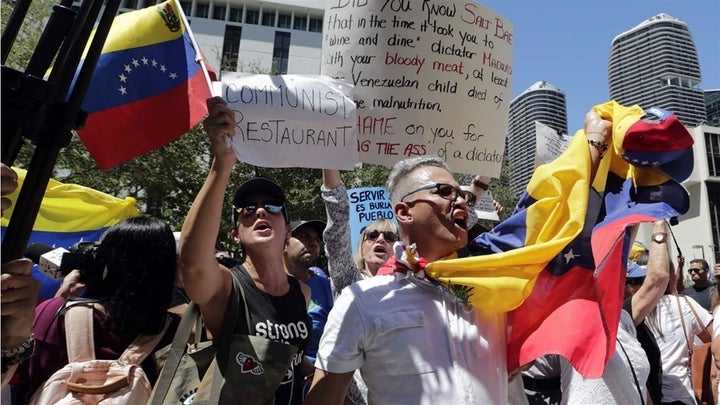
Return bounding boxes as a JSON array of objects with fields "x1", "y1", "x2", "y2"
[
  {"x1": 648, "y1": 294, "x2": 713, "y2": 404},
  {"x1": 315, "y1": 272, "x2": 508, "y2": 405},
  {"x1": 559, "y1": 310, "x2": 650, "y2": 405}
]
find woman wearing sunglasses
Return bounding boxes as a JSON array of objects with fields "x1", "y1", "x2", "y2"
[
  {"x1": 180, "y1": 97, "x2": 311, "y2": 404},
  {"x1": 321, "y1": 169, "x2": 399, "y2": 290}
]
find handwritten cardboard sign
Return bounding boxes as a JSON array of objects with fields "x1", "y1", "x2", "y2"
[
  {"x1": 347, "y1": 186, "x2": 396, "y2": 255},
  {"x1": 220, "y1": 73, "x2": 359, "y2": 169},
  {"x1": 321, "y1": 0, "x2": 513, "y2": 176},
  {"x1": 535, "y1": 121, "x2": 570, "y2": 167}
]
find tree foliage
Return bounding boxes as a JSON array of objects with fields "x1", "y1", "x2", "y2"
[{"x1": 1, "y1": 0, "x2": 53, "y2": 71}]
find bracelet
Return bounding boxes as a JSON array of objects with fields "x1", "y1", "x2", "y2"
[
  {"x1": 472, "y1": 179, "x2": 489, "y2": 190},
  {"x1": 587, "y1": 139, "x2": 609, "y2": 157},
  {"x1": 1, "y1": 334, "x2": 35, "y2": 373}
]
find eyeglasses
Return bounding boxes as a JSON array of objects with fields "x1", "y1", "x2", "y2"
[
  {"x1": 235, "y1": 200, "x2": 285, "y2": 217},
  {"x1": 400, "y1": 183, "x2": 476, "y2": 207},
  {"x1": 626, "y1": 277, "x2": 645, "y2": 286},
  {"x1": 688, "y1": 268, "x2": 704, "y2": 274},
  {"x1": 364, "y1": 229, "x2": 398, "y2": 243}
]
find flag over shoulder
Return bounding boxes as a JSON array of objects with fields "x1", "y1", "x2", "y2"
[
  {"x1": 77, "y1": 0, "x2": 212, "y2": 169},
  {"x1": 424, "y1": 100, "x2": 692, "y2": 378}
]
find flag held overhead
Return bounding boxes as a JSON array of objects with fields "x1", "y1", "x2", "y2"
[
  {"x1": 424, "y1": 100, "x2": 693, "y2": 378},
  {"x1": 77, "y1": 0, "x2": 212, "y2": 169}
]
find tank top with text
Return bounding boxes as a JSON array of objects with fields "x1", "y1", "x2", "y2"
[{"x1": 232, "y1": 266, "x2": 311, "y2": 405}]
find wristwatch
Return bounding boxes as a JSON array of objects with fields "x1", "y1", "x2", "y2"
[{"x1": 651, "y1": 232, "x2": 668, "y2": 244}]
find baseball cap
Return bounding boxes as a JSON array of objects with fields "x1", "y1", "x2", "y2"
[
  {"x1": 628, "y1": 241, "x2": 648, "y2": 262},
  {"x1": 619, "y1": 107, "x2": 694, "y2": 182},
  {"x1": 290, "y1": 220, "x2": 326, "y2": 236},
  {"x1": 232, "y1": 177, "x2": 289, "y2": 226},
  {"x1": 627, "y1": 261, "x2": 647, "y2": 278}
]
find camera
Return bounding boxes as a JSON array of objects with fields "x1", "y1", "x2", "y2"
[{"x1": 59, "y1": 240, "x2": 103, "y2": 281}]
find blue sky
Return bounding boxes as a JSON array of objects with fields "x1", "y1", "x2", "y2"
[{"x1": 480, "y1": 0, "x2": 720, "y2": 132}]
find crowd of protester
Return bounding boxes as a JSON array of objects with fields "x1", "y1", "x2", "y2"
[{"x1": 1, "y1": 96, "x2": 717, "y2": 405}]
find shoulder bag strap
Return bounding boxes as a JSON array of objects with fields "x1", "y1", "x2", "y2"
[
  {"x1": 616, "y1": 337, "x2": 646, "y2": 405},
  {"x1": 118, "y1": 315, "x2": 171, "y2": 366},
  {"x1": 198, "y1": 268, "x2": 248, "y2": 405},
  {"x1": 64, "y1": 302, "x2": 96, "y2": 363},
  {"x1": 683, "y1": 295, "x2": 712, "y2": 343},
  {"x1": 676, "y1": 295, "x2": 693, "y2": 354},
  {"x1": 216, "y1": 268, "x2": 246, "y2": 371},
  {"x1": 149, "y1": 304, "x2": 201, "y2": 405}
]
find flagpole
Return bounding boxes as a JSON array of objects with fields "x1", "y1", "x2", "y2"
[
  {"x1": 172, "y1": 0, "x2": 232, "y2": 149},
  {"x1": 173, "y1": 0, "x2": 214, "y2": 93}
]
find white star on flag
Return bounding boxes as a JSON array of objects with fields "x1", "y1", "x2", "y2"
[{"x1": 563, "y1": 249, "x2": 579, "y2": 264}]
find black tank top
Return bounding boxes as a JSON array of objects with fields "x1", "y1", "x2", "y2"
[{"x1": 232, "y1": 266, "x2": 311, "y2": 405}]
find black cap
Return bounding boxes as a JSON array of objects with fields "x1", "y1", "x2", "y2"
[
  {"x1": 233, "y1": 177, "x2": 286, "y2": 207},
  {"x1": 290, "y1": 220, "x2": 326, "y2": 236},
  {"x1": 232, "y1": 177, "x2": 289, "y2": 226}
]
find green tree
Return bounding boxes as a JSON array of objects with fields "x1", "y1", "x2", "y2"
[{"x1": 1, "y1": 0, "x2": 53, "y2": 71}]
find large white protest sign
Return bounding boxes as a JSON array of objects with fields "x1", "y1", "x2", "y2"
[
  {"x1": 535, "y1": 121, "x2": 570, "y2": 167},
  {"x1": 221, "y1": 73, "x2": 358, "y2": 169},
  {"x1": 321, "y1": 0, "x2": 513, "y2": 176}
]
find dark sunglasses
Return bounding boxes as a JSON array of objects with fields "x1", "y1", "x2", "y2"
[
  {"x1": 626, "y1": 277, "x2": 645, "y2": 286},
  {"x1": 364, "y1": 229, "x2": 398, "y2": 242},
  {"x1": 688, "y1": 268, "x2": 704, "y2": 274},
  {"x1": 400, "y1": 183, "x2": 476, "y2": 207},
  {"x1": 235, "y1": 200, "x2": 285, "y2": 217}
]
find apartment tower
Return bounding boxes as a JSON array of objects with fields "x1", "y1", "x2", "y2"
[
  {"x1": 608, "y1": 13, "x2": 707, "y2": 126},
  {"x1": 506, "y1": 81, "x2": 568, "y2": 196}
]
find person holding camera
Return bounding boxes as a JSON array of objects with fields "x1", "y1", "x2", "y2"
[{"x1": 11, "y1": 217, "x2": 179, "y2": 403}]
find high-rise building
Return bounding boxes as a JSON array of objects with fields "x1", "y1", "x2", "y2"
[
  {"x1": 506, "y1": 81, "x2": 568, "y2": 195},
  {"x1": 671, "y1": 124, "x2": 720, "y2": 265},
  {"x1": 608, "y1": 13, "x2": 707, "y2": 126},
  {"x1": 706, "y1": 90, "x2": 720, "y2": 127}
]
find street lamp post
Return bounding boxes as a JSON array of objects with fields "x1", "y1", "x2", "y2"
[{"x1": 692, "y1": 245, "x2": 706, "y2": 260}]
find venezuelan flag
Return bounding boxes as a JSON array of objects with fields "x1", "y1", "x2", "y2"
[
  {"x1": 1, "y1": 168, "x2": 138, "y2": 299},
  {"x1": 425, "y1": 101, "x2": 692, "y2": 377},
  {"x1": 77, "y1": 0, "x2": 211, "y2": 170}
]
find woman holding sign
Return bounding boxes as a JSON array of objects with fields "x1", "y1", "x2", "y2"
[
  {"x1": 321, "y1": 169, "x2": 399, "y2": 291},
  {"x1": 180, "y1": 97, "x2": 312, "y2": 404}
]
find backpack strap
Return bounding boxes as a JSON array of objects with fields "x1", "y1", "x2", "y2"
[
  {"x1": 63, "y1": 302, "x2": 96, "y2": 363},
  {"x1": 118, "y1": 317, "x2": 171, "y2": 366}
]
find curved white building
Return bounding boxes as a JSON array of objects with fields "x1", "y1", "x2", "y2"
[
  {"x1": 608, "y1": 13, "x2": 707, "y2": 126},
  {"x1": 507, "y1": 81, "x2": 568, "y2": 195}
]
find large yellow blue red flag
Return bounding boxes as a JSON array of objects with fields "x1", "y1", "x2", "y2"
[
  {"x1": 424, "y1": 101, "x2": 692, "y2": 377},
  {"x1": 1, "y1": 168, "x2": 139, "y2": 298},
  {"x1": 76, "y1": 0, "x2": 212, "y2": 169}
]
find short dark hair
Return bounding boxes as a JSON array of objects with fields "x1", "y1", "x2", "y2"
[{"x1": 689, "y1": 258, "x2": 709, "y2": 271}]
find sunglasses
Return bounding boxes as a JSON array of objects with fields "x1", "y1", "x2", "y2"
[
  {"x1": 364, "y1": 229, "x2": 398, "y2": 243},
  {"x1": 400, "y1": 183, "x2": 477, "y2": 207},
  {"x1": 235, "y1": 200, "x2": 285, "y2": 217},
  {"x1": 626, "y1": 277, "x2": 645, "y2": 286},
  {"x1": 688, "y1": 268, "x2": 704, "y2": 274}
]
